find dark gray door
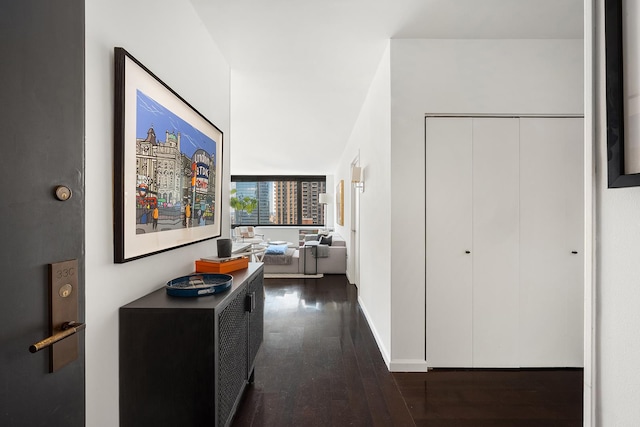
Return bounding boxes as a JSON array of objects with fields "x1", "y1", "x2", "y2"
[{"x1": 0, "y1": 1, "x2": 85, "y2": 426}]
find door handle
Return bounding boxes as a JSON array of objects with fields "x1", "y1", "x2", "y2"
[
  {"x1": 465, "y1": 250, "x2": 471, "y2": 254},
  {"x1": 30, "y1": 321, "x2": 86, "y2": 353},
  {"x1": 245, "y1": 292, "x2": 256, "y2": 313},
  {"x1": 571, "y1": 251, "x2": 578, "y2": 254}
]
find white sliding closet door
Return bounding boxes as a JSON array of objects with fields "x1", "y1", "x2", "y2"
[
  {"x1": 425, "y1": 118, "x2": 473, "y2": 367},
  {"x1": 519, "y1": 118, "x2": 584, "y2": 367},
  {"x1": 472, "y1": 118, "x2": 520, "y2": 367}
]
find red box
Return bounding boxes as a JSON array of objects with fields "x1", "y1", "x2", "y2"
[{"x1": 195, "y1": 257, "x2": 249, "y2": 274}]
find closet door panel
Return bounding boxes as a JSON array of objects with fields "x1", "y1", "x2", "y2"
[
  {"x1": 472, "y1": 118, "x2": 520, "y2": 367},
  {"x1": 562, "y1": 118, "x2": 585, "y2": 367},
  {"x1": 519, "y1": 118, "x2": 584, "y2": 367},
  {"x1": 425, "y1": 118, "x2": 473, "y2": 367}
]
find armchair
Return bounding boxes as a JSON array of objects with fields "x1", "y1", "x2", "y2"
[{"x1": 232, "y1": 226, "x2": 265, "y2": 244}]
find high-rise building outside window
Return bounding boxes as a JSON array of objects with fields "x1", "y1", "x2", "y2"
[{"x1": 230, "y1": 176, "x2": 326, "y2": 226}]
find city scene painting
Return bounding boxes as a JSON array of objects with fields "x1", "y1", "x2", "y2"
[
  {"x1": 135, "y1": 90, "x2": 218, "y2": 233},
  {"x1": 114, "y1": 47, "x2": 223, "y2": 262}
]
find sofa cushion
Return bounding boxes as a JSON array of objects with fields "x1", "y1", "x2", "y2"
[
  {"x1": 329, "y1": 233, "x2": 346, "y2": 247},
  {"x1": 319, "y1": 235, "x2": 332, "y2": 246}
]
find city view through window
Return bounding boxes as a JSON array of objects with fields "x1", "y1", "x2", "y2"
[{"x1": 231, "y1": 177, "x2": 327, "y2": 226}]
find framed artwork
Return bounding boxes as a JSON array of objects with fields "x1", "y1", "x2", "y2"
[
  {"x1": 114, "y1": 47, "x2": 223, "y2": 263},
  {"x1": 605, "y1": 0, "x2": 640, "y2": 187},
  {"x1": 336, "y1": 180, "x2": 344, "y2": 226}
]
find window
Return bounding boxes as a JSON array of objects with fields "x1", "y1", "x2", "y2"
[{"x1": 231, "y1": 176, "x2": 327, "y2": 226}]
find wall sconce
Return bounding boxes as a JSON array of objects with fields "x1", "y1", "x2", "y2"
[{"x1": 351, "y1": 166, "x2": 364, "y2": 192}]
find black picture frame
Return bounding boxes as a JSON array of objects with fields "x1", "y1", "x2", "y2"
[
  {"x1": 114, "y1": 47, "x2": 223, "y2": 263},
  {"x1": 606, "y1": 0, "x2": 640, "y2": 187}
]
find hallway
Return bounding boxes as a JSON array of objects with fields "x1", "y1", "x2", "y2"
[{"x1": 232, "y1": 275, "x2": 582, "y2": 426}]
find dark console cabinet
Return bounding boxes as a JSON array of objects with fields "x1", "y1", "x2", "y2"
[{"x1": 119, "y1": 264, "x2": 264, "y2": 427}]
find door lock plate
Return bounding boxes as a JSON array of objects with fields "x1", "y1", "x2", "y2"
[{"x1": 49, "y1": 259, "x2": 79, "y2": 372}]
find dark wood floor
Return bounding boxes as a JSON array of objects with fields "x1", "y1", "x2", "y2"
[
  {"x1": 394, "y1": 369, "x2": 583, "y2": 427},
  {"x1": 232, "y1": 275, "x2": 583, "y2": 427}
]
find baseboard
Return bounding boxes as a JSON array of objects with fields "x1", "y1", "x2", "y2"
[
  {"x1": 389, "y1": 359, "x2": 429, "y2": 373},
  {"x1": 358, "y1": 297, "x2": 429, "y2": 373},
  {"x1": 346, "y1": 270, "x2": 356, "y2": 285},
  {"x1": 264, "y1": 273, "x2": 324, "y2": 279},
  {"x1": 357, "y1": 296, "x2": 391, "y2": 369}
]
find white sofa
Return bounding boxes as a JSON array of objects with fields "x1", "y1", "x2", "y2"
[{"x1": 263, "y1": 232, "x2": 347, "y2": 275}]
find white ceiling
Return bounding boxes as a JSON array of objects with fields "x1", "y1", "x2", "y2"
[{"x1": 190, "y1": 0, "x2": 584, "y2": 175}]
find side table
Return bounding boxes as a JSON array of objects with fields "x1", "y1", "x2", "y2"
[{"x1": 302, "y1": 241, "x2": 320, "y2": 275}]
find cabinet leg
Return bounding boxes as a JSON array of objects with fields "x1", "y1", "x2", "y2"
[{"x1": 249, "y1": 368, "x2": 255, "y2": 384}]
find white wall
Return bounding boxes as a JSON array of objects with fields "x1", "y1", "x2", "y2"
[
  {"x1": 85, "y1": 1, "x2": 230, "y2": 425},
  {"x1": 388, "y1": 39, "x2": 583, "y2": 370},
  {"x1": 595, "y1": 0, "x2": 640, "y2": 424},
  {"x1": 336, "y1": 44, "x2": 393, "y2": 363}
]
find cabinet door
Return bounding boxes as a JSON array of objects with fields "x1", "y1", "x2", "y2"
[
  {"x1": 519, "y1": 118, "x2": 584, "y2": 367},
  {"x1": 217, "y1": 288, "x2": 248, "y2": 427},
  {"x1": 425, "y1": 118, "x2": 473, "y2": 367},
  {"x1": 472, "y1": 118, "x2": 520, "y2": 368}
]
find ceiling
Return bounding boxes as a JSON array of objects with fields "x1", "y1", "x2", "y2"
[{"x1": 190, "y1": 0, "x2": 584, "y2": 175}]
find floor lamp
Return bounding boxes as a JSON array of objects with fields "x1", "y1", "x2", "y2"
[{"x1": 318, "y1": 193, "x2": 330, "y2": 229}]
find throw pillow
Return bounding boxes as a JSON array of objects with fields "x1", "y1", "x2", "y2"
[
  {"x1": 265, "y1": 244, "x2": 288, "y2": 255},
  {"x1": 319, "y1": 235, "x2": 332, "y2": 246}
]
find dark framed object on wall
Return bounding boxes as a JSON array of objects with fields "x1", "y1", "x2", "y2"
[
  {"x1": 606, "y1": 0, "x2": 640, "y2": 187},
  {"x1": 114, "y1": 47, "x2": 223, "y2": 263}
]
